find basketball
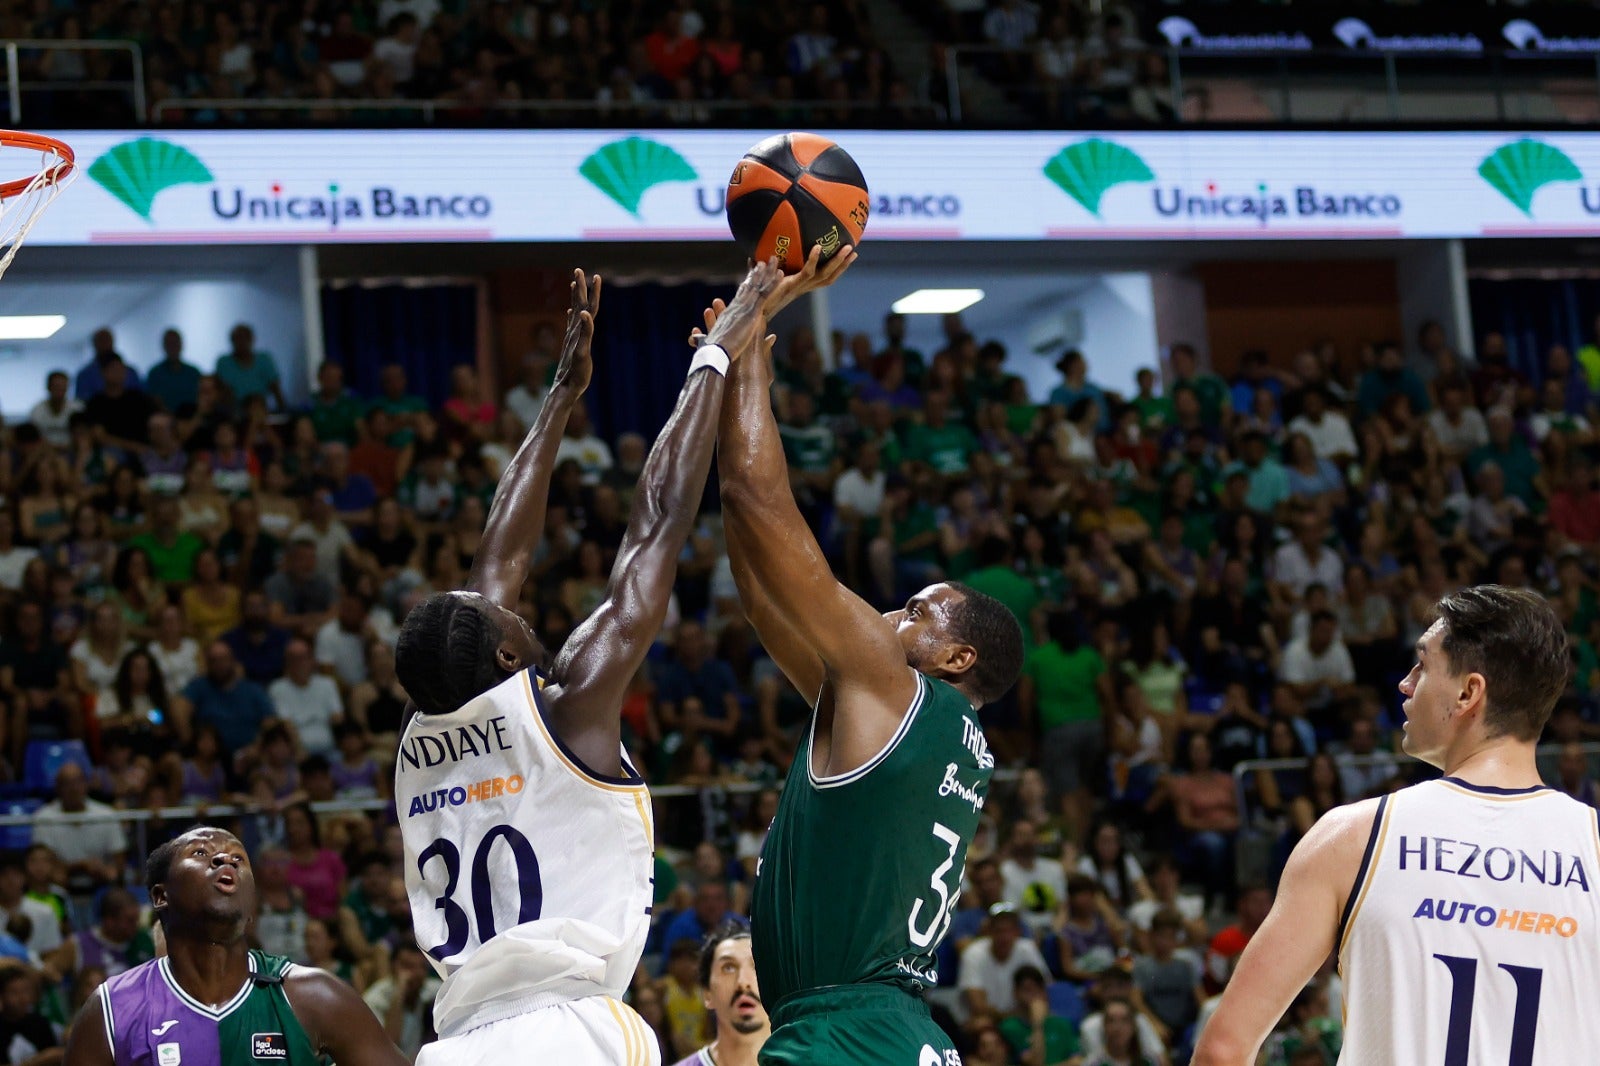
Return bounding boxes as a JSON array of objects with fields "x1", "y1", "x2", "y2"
[{"x1": 725, "y1": 133, "x2": 869, "y2": 274}]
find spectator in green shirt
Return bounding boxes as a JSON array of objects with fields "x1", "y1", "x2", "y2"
[
  {"x1": 1467, "y1": 407, "x2": 1543, "y2": 507},
  {"x1": 905, "y1": 392, "x2": 978, "y2": 477},
  {"x1": 999, "y1": 966, "x2": 1081, "y2": 1066},
  {"x1": 857, "y1": 400, "x2": 905, "y2": 469},
  {"x1": 869, "y1": 476, "x2": 943, "y2": 606},
  {"x1": 307, "y1": 361, "x2": 364, "y2": 445},
  {"x1": 127, "y1": 495, "x2": 206, "y2": 584},
  {"x1": 214, "y1": 323, "x2": 285, "y2": 412},
  {"x1": 1130, "y1": 367, "x2": 1173, "y2": 432},
  {"x1": 1224, "y1": 431, "x2": 1291, "y2": 517},
  {"x1": 1356, "y1": 341, "x2": 1431, "y2": 419},
  {"x1": 368, "y1": 363, "x2": 429, "y2": 447},
  {"x1": 1170, "y1": 342, "x2": 1231, "y2": 429},
  {"x1": 777, "y1": 391, "x2": 839, "y2": 531},
  {"x1": 144, "y1": 328, "x2": 201, "y2": 414},
  {"x1": 963, "y1": 536, "x2": 1041, "y2": 631},
  {"x1": 1021, "y1": 610, "x2": 1113, "y2": 841}
]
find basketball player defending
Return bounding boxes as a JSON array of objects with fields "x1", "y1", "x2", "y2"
[
  {"x1": 701, "y1": 247, "x2": 1026, "y2": 1065},
  {"x1": 670, "y1": 920, "x2": 771, "y2": 1066},
  {"x1": 63, "y1": 827, "x2": 405, "y2": 1066},
  {"x1": 391, "y1": 263, "x2": 778, "y2": 1065},
  {"x1": 1194, "y1": 584, "x2": 1600, "y2": 1065}
]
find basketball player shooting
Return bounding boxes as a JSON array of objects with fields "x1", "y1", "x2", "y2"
[
  {"x1": 391, "y1": 262, "x2": 779, "y2": 1065},
  {"x1": 1193, "y1": 585, "x2": 1600, "y2": 1065},
  {"x1": 699, "y1": 247, "x2": 1025, "y2": 1066},
  {"x1": 63, "y1": 827, "x2": 406, "y2": 1066}
]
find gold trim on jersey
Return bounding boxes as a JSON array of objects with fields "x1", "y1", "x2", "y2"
[
  {"x1": 1338, "y1": 795, "x2": 1395, "y2": 962},
  {"x1": 627, "y1": 1001, "x2": 654, "y2": 1065},
  {"x1": 632, "y1": 790, "x2": 656, "y2": 852},
  {"x1": 606, "y1": 996, "x2": 639, "y2": 1066},
  {"x1": 519, "y1": 671, "x2": 650, "y2": 796}
]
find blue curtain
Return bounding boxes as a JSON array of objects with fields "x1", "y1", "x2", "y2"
[
  {"x1": 320, "y1": 282, "x2": 478, "y2": 408},
  {"x1": 1468, "y1": 276, "x2": 1600, "y2": 381},
  {"x1": 588, "y1": 280, "x2": 726, "y2": 443}
]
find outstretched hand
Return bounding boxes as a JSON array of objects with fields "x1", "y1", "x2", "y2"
[
  {"x1": 553, "y1": 268, "x2": 602, "y2": 394},
  {"x1": 766, "y1": 243, "x2": 856, "y2": 316},
  {"x1": 689, "y1": 245, "x2": 856, "y2": 352},
  {"x1": 702, "y1": 259, "x2": 782, "y2": 362}
]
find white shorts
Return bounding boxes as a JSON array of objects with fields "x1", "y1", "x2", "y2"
[{"x1": 416, "y1": 995, "x2": 662, "y2": 1066}]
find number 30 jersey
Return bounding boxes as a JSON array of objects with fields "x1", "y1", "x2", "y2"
[
  {"x1": 751, "y1": 671, "x2": 994, "y2": 1009},
  {"x1": 1339, "y1": 777, "x2": 1600, "y2": 1066},
  {"x1": 396, "y1": 668, "x2": 654, "y2": 1040}
]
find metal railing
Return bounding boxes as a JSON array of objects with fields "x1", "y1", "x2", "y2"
[
  {"x1": 0, "y1": 39, "x2": 145, "y2": 125},
  {"x1": 0, "y1": 766, "x2": 1024, "y2": 869},
  {"x1": 1230, "y1": 741, "x2": 1600, "y2": 820},
  {"x1": 150, "y1": 95, "x2": 942, "y2": 126},
  {"x1": 943, "y1": 42, "x2": 1600, "y2": 124}
]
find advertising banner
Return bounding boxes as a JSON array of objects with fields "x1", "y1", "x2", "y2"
[
  {"x1": 28, "y1": 128, "x2": 1600, "y2": 246},
  {"x1": 1152, "y1": 3, "x2": 1600, "y2": 55}
]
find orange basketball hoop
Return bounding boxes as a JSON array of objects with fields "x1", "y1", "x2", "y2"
[{"x1": 0, "y1": 130, "x2": 74, "y2": 278}]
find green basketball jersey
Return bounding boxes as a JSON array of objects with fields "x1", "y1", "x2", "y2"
[{"x1": 751, "y1": 672, "x2": 993, "y2": 1009}]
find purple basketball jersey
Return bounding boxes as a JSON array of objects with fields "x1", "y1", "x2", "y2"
[{"x1": 101, "y1": 959, "x2": 223, "y2": 1066}]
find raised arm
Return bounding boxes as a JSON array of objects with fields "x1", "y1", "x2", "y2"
[
  {"x1": 544, "y1": 263, "x2": 780, "y2": 772},
  {"x1": 710, "y1": 320, "x2": 825, "y2": 703},
  {"x1": 467, "y1": 270, "x2": 601, "y2": 609},
  {"x1": 712, "y1": 249, "x2": 920, "y2": 763}
]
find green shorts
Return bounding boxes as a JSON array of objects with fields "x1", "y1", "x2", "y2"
[{"x1": 758, "y1": 985, "x2": 961, "y2": 1066}]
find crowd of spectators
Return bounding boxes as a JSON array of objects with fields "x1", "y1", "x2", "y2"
[
  {"x1": 917, "y1": 0, "x2": 1174, "y2": 124},
  {"x1": 31, "y1": 0, "x2": 1600, "y2": 131},
  {"x1": 15, "y1": 0, "x2": 941, "y2": 129},
  {"x1": 13, "y1": 0, "x2": 1186, "y2": 130},
  {"x1": 0, "y1": 291, "x2": 1593, "y2": 1064}
]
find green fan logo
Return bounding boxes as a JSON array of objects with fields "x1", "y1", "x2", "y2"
[
  {"x1": 1043, "y1": 138, "x2": 1155, "y2": 217},
  {"x1": 1478, "y1": 139, "x2": 1582, "y2": 217},
  {"x1": 87, "y1": 137, "x2": 213, "y2": 222},
  {"x1": 579, "y1": 136, "x2": 697, "y2": 217}
]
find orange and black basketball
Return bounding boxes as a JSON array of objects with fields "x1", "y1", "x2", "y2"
[{"x1": 725, "y1": 133, "x2": 869, "y2": 273}]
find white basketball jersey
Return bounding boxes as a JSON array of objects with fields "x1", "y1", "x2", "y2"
[
  {"x1": 1340, "y1": 777, "x2": 1600, "y2": 1066},
  {"x1": 396, "y1": 668, "x2": 654, "y2": 1039}
]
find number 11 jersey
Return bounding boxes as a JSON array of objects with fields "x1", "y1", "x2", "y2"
[
  {"x1": 1339, "y1": 777, "x2": 1600, "y2": 1065},
  {"x1": 751, "y1": 671, "x2": 994, "y2": 1010},
  {"x1": 396, "y1": 668, "x2": 654, "y2": 1040}
]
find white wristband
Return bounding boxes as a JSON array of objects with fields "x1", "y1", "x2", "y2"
[{"x1": 690, "y1": 344, "x2": 730, "y2": 377}]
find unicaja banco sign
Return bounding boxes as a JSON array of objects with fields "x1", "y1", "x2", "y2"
[
  {"x1": 1043, "y1": 137, "x2": 1403, "y2": 228},
  {"x1": 87, "y1": 136, "x2": 493, "y2": 229}
]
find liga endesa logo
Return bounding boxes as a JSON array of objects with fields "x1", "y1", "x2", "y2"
[{"x1": 87, "y1": 136, "x2": 493, "y2": 227}]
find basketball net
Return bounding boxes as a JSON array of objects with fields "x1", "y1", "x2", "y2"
[{"x1": 0, "y1": 131, "x2": 75, "y2": 281}]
